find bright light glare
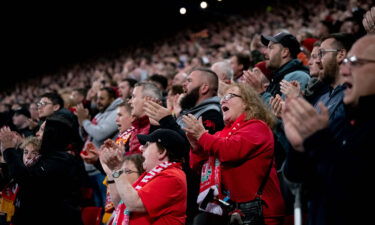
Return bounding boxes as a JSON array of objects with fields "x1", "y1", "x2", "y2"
[
  {"x1": 200, "y1": 1, "x2": 208, "y2": 9},
  {"x1": 180, "y1": 7, "x2": 186, "y2": 15}
]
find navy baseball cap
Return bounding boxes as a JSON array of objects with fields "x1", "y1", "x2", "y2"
[{"x1": 261, "y1": 32, "x2": 301, "y2": 58}]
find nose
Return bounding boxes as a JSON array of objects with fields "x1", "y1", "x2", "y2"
[{"x1": 340, "y1": 63, "x2": 351, "y2": 77}]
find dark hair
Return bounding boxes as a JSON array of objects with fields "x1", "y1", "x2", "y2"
[
  {"x1": 39, "y1": 115, "x2": 73, "y2": 154},
  {"x1": 321, "y1": 33, "x2": 356, "y2": 52},
  {"x1": 40, "y1": 92, "x2": 64, "y2": 110},
  {"x1": 190, "y1": 67, "x2": 219, "y2": 95},
  {"x1": 156, "y1": 142, "x2": 184, "y2": 163},
  {"x1": 124, "y1": 154, "x2": 145, "y2": 175},
  {"x1": 149, "y1": 74, "x2": 168, "y2": 90},
  {"x1": 235, "y1": 53, "x2": 251, "y2": 71},
  {"x1": 73, "y1": 88, "x2": 87, "y2": 97},
  {"x1": 121, "y1": 78, "x2": 137, "y2": 88},
  {"x1": 100, "y1": 87, "x2": 117, "y2": 100}
]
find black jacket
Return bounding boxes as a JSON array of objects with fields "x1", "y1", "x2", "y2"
[
  {"x1": 3, "y1": 115, "x2": 83, "y2": 225},
  {"x1": 284, "y1": 95, "x2": 375, "y2": 225}
]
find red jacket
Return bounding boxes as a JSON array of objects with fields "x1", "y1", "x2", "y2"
[{"x1": 191, "y1": 114, "x2": 285, "y2": 217}]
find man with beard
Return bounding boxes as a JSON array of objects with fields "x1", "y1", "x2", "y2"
[
  {"x1": 313, "y1": 33, "x2": 355, "y2": 133},
  {"x1": 258, "y1": 32, "x2": 311, "y2": 106},
  {"x1": 143, "y1": 68, "x2": 223, "y2": 225},
  {"x1": 176, "y1": 68, "x2": 224, "y2": 134},
  {"x1": 76, "y1": 87, "x2": 122, "y2": 148},
  {"x1": 281, "y1": 34, "x2": 375, "y2": 225},
  {"x1": 75, "y1": 87, "x2": 122, "y2": 207}
]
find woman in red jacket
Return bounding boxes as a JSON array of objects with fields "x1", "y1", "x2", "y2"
[{"x1": 183, "y1": 83, "x2": 285, "y2": 225}]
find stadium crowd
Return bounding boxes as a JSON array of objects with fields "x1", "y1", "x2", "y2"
[{"x1": 0, "y1": 0, "x2": 374, "y2": 225}]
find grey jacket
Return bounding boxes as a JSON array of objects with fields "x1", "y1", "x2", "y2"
[{"x1": 82, "y1": 97, "x2": 123, "y2": 147}]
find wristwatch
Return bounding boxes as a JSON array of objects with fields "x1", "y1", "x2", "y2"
[{"x1": 112, "y1": 169, "x2": 124, "y2": 178}]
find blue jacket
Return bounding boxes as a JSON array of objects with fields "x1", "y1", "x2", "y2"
[{"x1": 262, "y1": 59, "x2": 310, "y2": 106}]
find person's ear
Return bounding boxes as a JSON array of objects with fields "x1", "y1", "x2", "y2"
[
  {"x1": 337, "y1": 49, "x2": 346, "y2": 64},
  {"x1": 281, "y1": 47, "x2": 290, "y2": 58},
  {"x1": 158, "y1": 148, "x2": 167, "y2": 160},
  {"x1": 53, "y1": 105, "x2": 60, "y2": 112},
  {"x1": 200, "y1": 83, "x2": 209, "y2": 95}
]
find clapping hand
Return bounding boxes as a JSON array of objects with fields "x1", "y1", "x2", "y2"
[
  {"x1": 0, "y1": 126, "x2": 19, "y2": 152},
  {"x1": 182, "y1": 114, "x2": 207, "y2": 149},
  {"x1": 280, "y1": 80, "x2": 301, "y2": 98},
  {"x1": 99, "y1": 139, "x2": 125, "y2": 172},
  {"x1": 144, "y1": 98, "x2": 171, "y2": 125},
  {"x1": 282, "y1": 97, "x2": 329, "y2": 152},
  {"x1": 270, "y1": 94, "x2": 284, "y2": 118}
]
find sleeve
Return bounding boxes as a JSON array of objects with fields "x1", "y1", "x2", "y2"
[
  {"x1": 261, "y1": 92, "x2": 273, "y2": 108},
  {"x1": 200, "y1": 110, "x2": 224, "y2": 134},
  {"x1": 138, "y1": 173, "x2": 186, "y2": 218},
  {"x1": 82, "y1": 110, "x2": 118, "y2": 142},
  {"x1": 283, "y1": 128, "x2": 339, "y2": 183},
  {"x1": 198, "y1": 121, "x2": 272, "y2": 163}
]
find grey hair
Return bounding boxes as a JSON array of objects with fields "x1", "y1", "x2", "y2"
[
  {"x1": 135, "y1": 82, "x2": 163, "y2": 100},
  {"x1": 211, "y1": 61, "x2": 234, "y2": 81}
]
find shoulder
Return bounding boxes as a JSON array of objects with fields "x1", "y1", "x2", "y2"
[
  {"x1": 242, "y1": 119, "x2": 272, "y2": 133},
  {"x1": 284, "y1": 70, "x2": 310, "y2": 81}
]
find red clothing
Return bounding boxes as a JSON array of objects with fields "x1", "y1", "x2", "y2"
[
  {"x1": 130, "y1": 166, "x2": 187, "y2": 225},
  {"x1": 191, "y1": 114, "x2": 285, "y2": 218},
  {"x1": 128, "y1": 116, "x2": 150, "y2": 154}
]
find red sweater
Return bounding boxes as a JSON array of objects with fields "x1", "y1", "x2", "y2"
[{"x1": 191, "y1": 114, "x2": 285, "y2": 217}]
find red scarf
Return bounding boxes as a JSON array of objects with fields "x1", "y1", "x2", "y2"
[
  {"x1": 105, "y1": 127, "x2": 135, "y2": 214},
  {"x1": 197, "y1": 113, "x2": 247, "y2": 215},
  {"x1": 110, "y1": 162, "x2": 181, "y2": 225}
]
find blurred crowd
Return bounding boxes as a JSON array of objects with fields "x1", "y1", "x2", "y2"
[{"x1": 0, "y1": 0, "x2": 374, "y2": 225}]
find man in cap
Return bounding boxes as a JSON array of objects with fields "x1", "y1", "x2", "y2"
[
  {"x1": 282, "y1": 34, "x2": 375, "y2": 225},
  {"x1": 256, "y1": 32, "x2": 310, "y2": 105},
  {"x1": 100, "y1": 128, "x2": 188, "y2": 225}
]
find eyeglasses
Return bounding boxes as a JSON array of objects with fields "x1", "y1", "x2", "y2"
[
  {"x1": 318, "y1": 49, "x2": 340, "y2": 58},
  {"x1": 36, "y1": 101, "x2": 53, "y2": 108},
  {"x1": 222, "y1": 93, "x2": 242, "y2": 102},
  {"x1": 343, "y1": 55, "x2": 375, "y2": 67},
  {"x1": 124, "y1": 168, "x2": 138, "y2": 174}
]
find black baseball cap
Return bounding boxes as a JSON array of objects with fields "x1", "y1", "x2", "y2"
[
  {"x1": 261, "y1": 32, "x2": 301, "y2": 58},
  {"x1": 137, "y1": 129, "x2": 188, "y2": 160}
]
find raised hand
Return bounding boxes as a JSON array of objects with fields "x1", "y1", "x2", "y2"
[
  {"x1": 282, "y1": 97, "x2": 329, "y2": 152},
  {"x1": 74, "y1": 103, "x2": 90, "y2": 125},
  {"x1": 280, "y1": 80, "x2": 301, "y2": 98},
  {"x1": 143, "y1": 99, "x2": 171, "y2": 123},
  {"x1": 99, "y1": 141, "x2": 125, "y2": 172},
  {"x1": 182, "y1": 114, "x2": 207, "y2": 141},
  {"x1": 270, "y1": 94, "x2": 284, "y2": 118},
  {"x1": 80, "y1": 142, "x2": 99, "y2": 164},
  {"x1": 243, "y1": 69, "x2": 266, "y2": 94}
]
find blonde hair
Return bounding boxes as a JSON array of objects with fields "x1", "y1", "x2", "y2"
[
  {"x1": 229, "y1": 83, "x2": 276, "y2": 128},
  {"x1": 20, "y1": 136, "x2": 41, "y2": 151}
]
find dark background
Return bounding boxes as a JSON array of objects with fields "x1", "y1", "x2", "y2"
[{"x1": 2, "y1": 0, "x2": 273, "y2": 91}]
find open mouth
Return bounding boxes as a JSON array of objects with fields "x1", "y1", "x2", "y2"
[
  {"x1": 343, "y1": 82, "x2": 353, "y2": 89},
  {"x1": 222, "y1": 106, "x2": 229, "y2": 112}
]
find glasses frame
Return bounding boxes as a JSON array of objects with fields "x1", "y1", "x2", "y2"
[
  {"x1": 318, "y1": 48, "x2": 340, "y2": 59},
  {"x1": 36, "y1": 101, "x2": 53, "y2": 108},
  {"x1": 123, "y1": 168, "x2": 139, "y2": 174},
  {"x1": 343, "y1": 55, "x2": 375, "y2": 67},
  {"x1": 222, "y1": 93, "x2": 242, "y2": 102}
]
